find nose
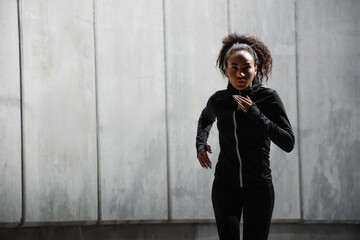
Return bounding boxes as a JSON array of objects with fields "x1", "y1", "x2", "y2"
[{"x1": 237, "y1": 71, "x2": 245, "y2": 78}]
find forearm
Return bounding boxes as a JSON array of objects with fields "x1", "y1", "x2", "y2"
[
  {"x1": 196, "y1": 115, "x2": 213, "y2": 154},
  {"x1": 196, "y1": 96, "x2": 216, "y2": 154},
  {"x1": 247, "y1": 104, "x2": 295, "y2": 152}
]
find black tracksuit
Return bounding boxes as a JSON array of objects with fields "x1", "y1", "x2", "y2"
[{"x1": 196, "y1": 79, "x2": 294, "y2": 240}]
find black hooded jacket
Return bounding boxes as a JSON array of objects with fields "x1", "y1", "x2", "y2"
[{"x1": 196, "y1": 79, "x2": 295, "y2": 188}]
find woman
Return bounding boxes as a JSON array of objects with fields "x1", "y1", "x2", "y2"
[{"x1": 196, "y1": 33, "x2": 295, "y2": 240}]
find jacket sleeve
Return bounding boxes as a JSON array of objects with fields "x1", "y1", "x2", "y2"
[
  {"x1": 196, "y1": 95, "x2": 216, "y2": 154},
  {"x1": 246, "y1": 91, "x2": 295, "y2": 152}
]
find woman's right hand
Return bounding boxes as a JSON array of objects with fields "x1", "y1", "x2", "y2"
[{"x1": 197, "y1": 144, "x2": 212, "y2": 169}]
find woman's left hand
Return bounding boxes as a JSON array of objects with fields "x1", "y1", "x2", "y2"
[{"x1": 233, "y1": 95, "x2": 253, "y2": 112}]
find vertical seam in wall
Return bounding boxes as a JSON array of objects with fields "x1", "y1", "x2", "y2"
[
  {"x1": 162, "y1": 0, "x2": 172, "y2": 222},
  {"x1": 227, "y1": 0, "x2": 231, "y2": 33},
  {"x1": 92, "y1": 0, "x2": 102, "y2": 224},
  {"x1": 17, "y1": 0, "x2": 26, "y2": 228},
  {"x1": 294, "y1": 0, "x2": 304, "y2": 222}
]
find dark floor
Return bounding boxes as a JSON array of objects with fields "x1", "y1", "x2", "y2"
[{"x1": 0, "y1": 223, "x2": 359, "y2": 240}]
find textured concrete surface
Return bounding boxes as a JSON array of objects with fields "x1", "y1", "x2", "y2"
[
  {"x1": 165, "y1": 0, "x2": 228, "y2": 220},
  {"x1": 229, "y1": 0, "x2": 300, "y2": 220},
  {"x1": 0, "y1": 0, "x2": 22, "y2": 226},
  {"x1": 297, "y1": 0, "x2": 360, "y2": 220},
  {"x1": 1, "y1": 223, "x2": 360, "y2": 240},
  {"x1": 96, "y1": 0, "x2": 168, "y2": 221},
  {"x1": 20, "y1": 0, "x2": 98, "y2": 224}
]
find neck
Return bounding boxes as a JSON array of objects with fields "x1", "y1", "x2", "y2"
[{"x1": 227, "y1": 77, "x2": 260, "y2": 95}]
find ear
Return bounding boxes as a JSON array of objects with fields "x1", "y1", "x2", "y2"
[
  {"x1": 224, "y1": 68, "x2": 228, "y2": 77},
  {"x1": 254, "y1": 66, "x2": 258, "y2": 74}
]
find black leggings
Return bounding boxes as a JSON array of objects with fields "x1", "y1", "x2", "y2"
[{"x1": 212, "y1": 179, "x2": 275, "y2": 240}]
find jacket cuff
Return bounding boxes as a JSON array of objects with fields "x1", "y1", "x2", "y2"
[
  {"x1": 247, "y1": 103, "x2": 260, "y2": 117},
  {"x1": 246, "y1": 103, "x2": 268, "y2": 131}
]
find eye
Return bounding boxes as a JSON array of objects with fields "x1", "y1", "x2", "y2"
[
  {"x1": 231, "y1": 66, "x2": 238, "y2": 70},
  {"x1": 243, "y1": 66, "x2": 251, "y2": 71}
]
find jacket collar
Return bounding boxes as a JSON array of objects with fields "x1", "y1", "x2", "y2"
[{"x1": 227, "y1": 77, "x2": 261, "y2": 96}]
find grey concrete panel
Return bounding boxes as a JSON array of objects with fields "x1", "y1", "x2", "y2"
[
  {"x1": 96, "y1": 0, "x2": 168, "y2": 221},
  {"x1": 20, "y1": 0, "x2": 98, "y2": 223},
  {"x1": 0, "y1": 1, "x2": 22, "y2": 225},
  {"x1": 229, "y1": 0, "x2": 300, "y2": 219},
  {"x1": 165, "y1": 0, "x2": 228, "y2": 219},
  {"x1": 297, "y1": 0, "x2": 360, "y2": 220}
]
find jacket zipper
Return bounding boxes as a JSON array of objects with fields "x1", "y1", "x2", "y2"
[{"x1": 233, "y1": 90, "x2": 243, "y2": 188}]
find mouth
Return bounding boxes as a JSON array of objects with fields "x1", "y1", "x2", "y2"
[{"x1": 236, "y1": 79, "x2": 246, "y2": 83}]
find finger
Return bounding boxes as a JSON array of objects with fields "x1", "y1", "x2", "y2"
[
  {"x1": 233, "y1": 96, "x2": 239, "y2": 103},
  {"x1": 197, "y1": 151, "x2": 207, "y2": 168},
  {"x1": 234, "y1": 97, "x2": 248, "y2": 111},
  {"x1": 239, "y1": 98, "x2": 252, "y2": 109},
  {"x1": 199, "y1": 157, "x2": 207, "y2": 168},
  {"x1": 239, "y1": 103, "x2": 246, "y2": 112},
  {"x1": 244, "y1": 97, "x2": 252, "y2": 106},
  {"x1": 237, "y1": 100, "x2": 244, "y2": 107},
  {"x1": 235, "y1": 96, "x2": 242, "y2": 102},
  {"x1": 199, "y1": 151, "x2": 211, "y2": 169},
  {"x1": 198, "y1": 151, "x2": 211, "y2": 169},
  {"x1": 203, "y1": 155, "x2": 212, "y2": 169},
  {"x1": 238, "y1": 102, "x2": 245, "y2": 110},
  {"x1": 197, "y1": 157, "x2": 205, "y2": 168},
  {"x1": 234, "y1": 96, "x2": 243, "y2": 105},
  {"x1": 239, "y1": 96, "x2": 252, "y2": 105},
  {"x1": 207, "y1": 144, "x2": 212, "y2": 154},
  {"x1": 244, "y1": 95, "x2": 252, "y2": 105}
]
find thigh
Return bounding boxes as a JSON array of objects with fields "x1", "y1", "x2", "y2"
[
  {"x1": 243, "y1": 184, "x2": 275, "y2": 240},
  {"x1": 212, "y1": 179, "x2": 243, "y2": 240}
]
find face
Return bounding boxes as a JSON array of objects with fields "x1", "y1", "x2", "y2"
[{"x1": 225, "y1": 50, "x2": 257, "y2": 90}]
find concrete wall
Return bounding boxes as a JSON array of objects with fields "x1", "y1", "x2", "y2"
[
  {"x1": 95, "y1": 0, "x2": 168, "y2": 222},
  {"x1": 0, "y1": 0, "x2": 22, "y2": 227},
  {"x1": 20, "y1": 0, "x2": 98, "y2": 225},
  {"x1": 297, "y1": 0, "x2": 360, "y2": 221},
  {"x1": 165, "y1": 0, "x2": 227, "y2": 220},
  {"x1": 0, "y1": 0, "x2": 359, "y2": 235}
]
